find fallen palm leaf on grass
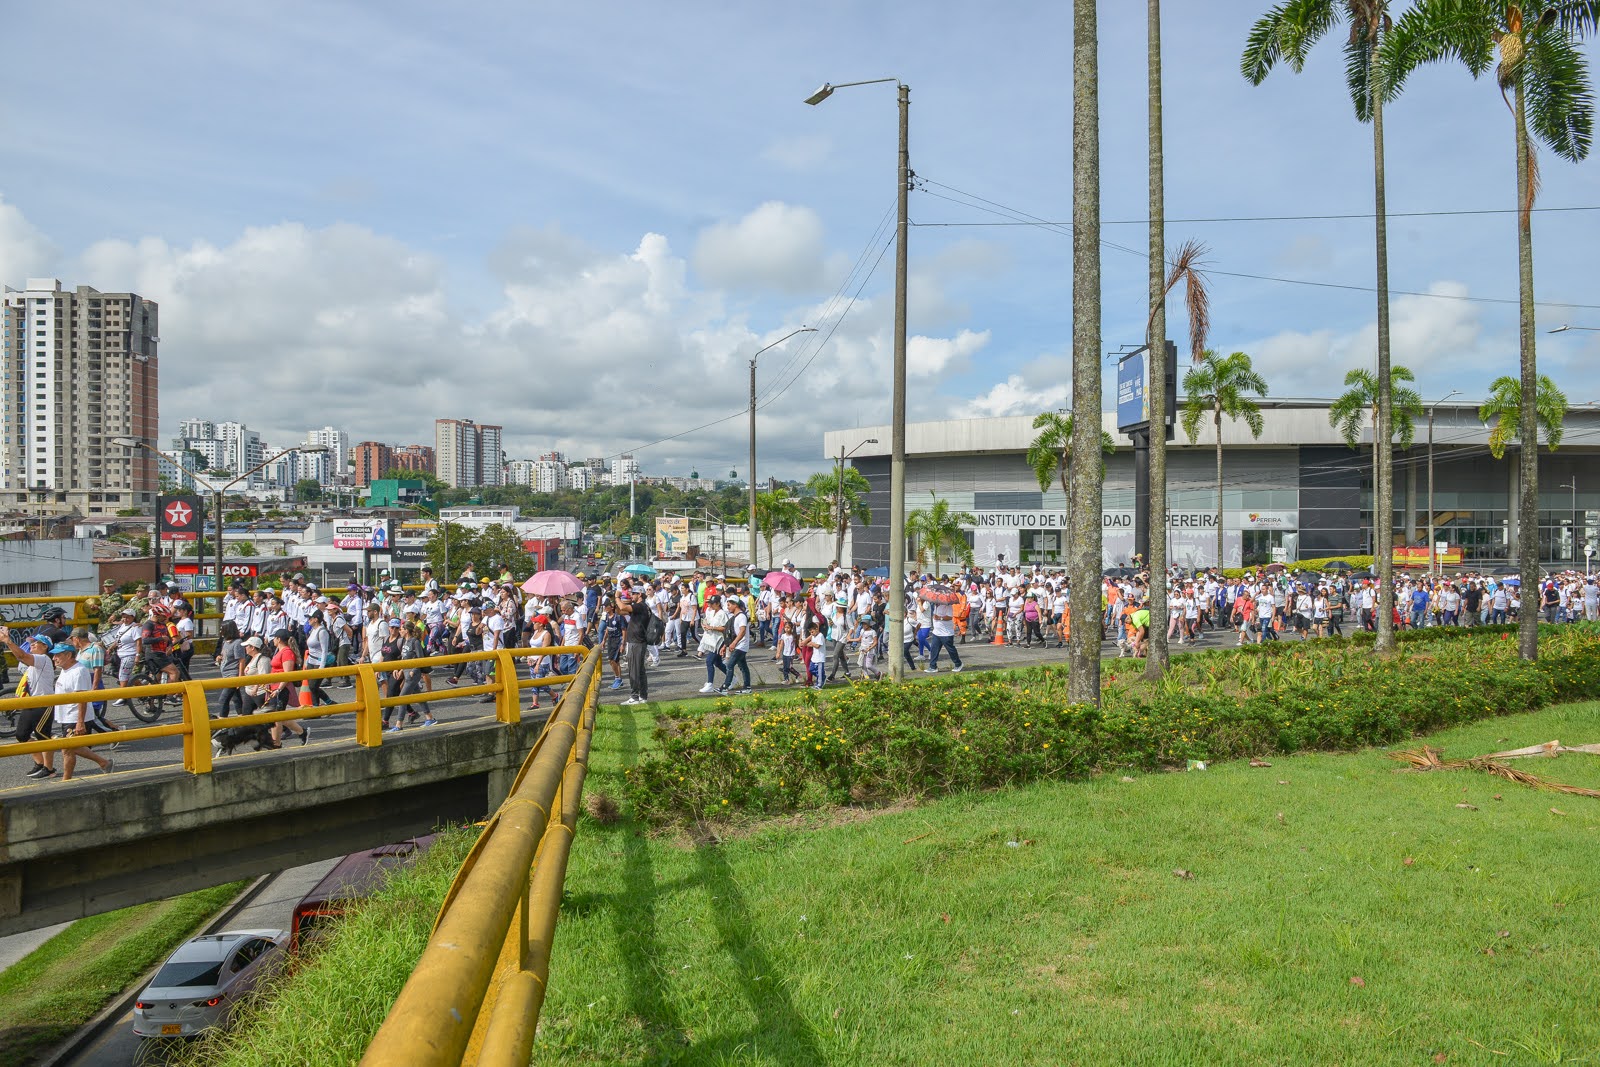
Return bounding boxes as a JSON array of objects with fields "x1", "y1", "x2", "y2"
[{"x1": 1388, "y1": 746, "x2": 1600, "y2": 799}]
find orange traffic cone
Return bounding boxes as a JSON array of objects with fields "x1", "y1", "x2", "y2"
[
  {"x1": 991, "y1": 619, "x2": 1005, "y2": 645},
  {"x1": 299, "y1": 680, "x2": 314, "y2": 708}
]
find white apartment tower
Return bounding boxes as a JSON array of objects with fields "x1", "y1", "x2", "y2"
[
  {"x1": 1, "y1": 279, "x2": 160, "y2": 514},
  {"x1": 305, "y1": 426, "x2": 349, "y2": 483}
]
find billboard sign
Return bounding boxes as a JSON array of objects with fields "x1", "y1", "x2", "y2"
[
  {"x1": 158, "y1": 495, "x2": 205, "y2": 542},
  {"x1": 1116, "y1": 348, "x2": 1150, "y2": 432},
  {"x1": 333, "y1": 519, "x2": 393, "y2": 550},
  {"x1": 392, "y1": 520, "x2": 435, "y2": 564},
  {"x1": 655, "y1": 517, "x2": 689, "y2": 558}
]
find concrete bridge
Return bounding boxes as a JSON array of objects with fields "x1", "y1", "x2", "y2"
[{"x1": 0, "y1": 714, "x2": 548, "y2": 936}]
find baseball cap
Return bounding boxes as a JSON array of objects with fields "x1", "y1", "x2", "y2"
[
  {"x1": 48, "y1": 641, "x2": 74, "y2": 655},
  {"x1": 271, "y1": 628, "x2": 291, "y2": 640},
  {"x1": 388, "y1": 619, "x2": 402, "y2": 628},
  {"x1": 244, "y1": 635, "x2": 265, "y2": 649}
]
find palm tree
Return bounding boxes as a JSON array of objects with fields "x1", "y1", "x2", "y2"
[
  {"x1": 1026, "y1": 412, "x2": 1116, "y2": 544},
  {"x1": 1329, "y1": 364, "x2": 1426, "y2": 597},
  {"x1": 906, "y1": 495, "x2": 977, "y2": 578},
  {"x1": 1181, "y1": 351, "x2": 1268, "y2": 568},
  {"x1": 1145, "y1": 0, "x2": 1170, "y2": 678},
  {"x1": 1243, "y1": 0, "x2": 1405, "y2": 653},
  {"x1": 1383, "y1": 0, "x2": 1596, "y2": 661},
  {"x1": 1145, "y1": 239, "x2": 1211, "y2": 679},
  {"x1": 804, "y1": 467, "x2": 873, "y2": 566},
  {"x1": 752, "y1": 487, "x2": 802, "y2": 570},
  {"x1": 1069, "y1": 0, "x2": 1105, "y2": 707},
  {"x1": 1480, "y1": 373, "x2": 1568, "y2": 457}
]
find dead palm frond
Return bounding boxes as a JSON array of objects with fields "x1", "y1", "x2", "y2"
[
  {"x1": 1148, "y1": 239, "x2": 1211, "y2": 362},
  {"x1": 1388, "y1": 745, "x2": 1600, "y2": 799}
]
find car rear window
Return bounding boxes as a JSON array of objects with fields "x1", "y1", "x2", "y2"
[{"x1": 151, "y1": 960, "x2": 224, "y2": 988}]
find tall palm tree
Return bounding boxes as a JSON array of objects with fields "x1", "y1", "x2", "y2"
[
  {"x1": 906, "y1": 495, "x2": 977, "y2": 578},
  {"x1": 1181, "y1": 351, "x2": 1268, "y2": 568},
  {"x1": 1383, "y1": 1, "x2": 1596, "y2": 661},
  {"x1": 1069, "y1": 0, "x2": 1105, "y2": 707},
  {"x1": 1329, "y1": 364, "x2": 1426, "y2": 574},
  {"x1": 1146, "y1": 0, "x2": 1171, "y2": 678},
  {"x1": 804, "y1": 467, "x2": 873, "y2": 566},
  {"x1": 1145, "y1": 240, "x2": 1211, "y2": 679},
  {"x1": 1026, "y1": 411, "x2": 1116, "y2": 549},
  {"x1": 1243, "y1": 0, "x2": 1405, "y2": 653},
  {"x1": 752, "y1": 487, "x2": 802, "y2": 570},
  {"x1": 1480, "y1": 373, "x2": 1568, "y2": 457}
]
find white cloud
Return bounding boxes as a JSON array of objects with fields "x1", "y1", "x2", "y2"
[
  {"x1": 0, "y1": 196, "x2": 59, "y2": 282},
  {"x1": 953, "y1": 374, "x2": 1069, "y2": 419},
  {"x1": 692, "y1": 201, "x2": 828, "y2": 294},
  {"x1": 909, "y1": 328, "x2": 989, "y2": 378}
]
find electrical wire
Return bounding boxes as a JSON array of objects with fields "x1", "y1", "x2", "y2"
[
  {"x1": 915, "y1": 178, "x2": 1600, "y2": 312},
  {"x1": 915, "y1": 204, "x2": 1600, "y2": 226}
]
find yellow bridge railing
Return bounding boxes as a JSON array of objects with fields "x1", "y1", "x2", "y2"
[
  {"x1": 0, "y1": 645, "x2": 591, "y2": 775},
  {"x1": 361, "y1": 646, "x2": 603, "y2": 1065}
]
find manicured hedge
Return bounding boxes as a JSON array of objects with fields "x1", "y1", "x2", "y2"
[{"x1": 626, "y1": 623, "x2": 1600, "y2": 824}]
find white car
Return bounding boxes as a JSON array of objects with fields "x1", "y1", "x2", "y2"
[{"x1": 133, "y1": 929, "x2": 289, "y2": 1039}]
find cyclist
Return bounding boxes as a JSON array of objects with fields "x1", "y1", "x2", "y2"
[{"x1": 139, "y1": 605, "x2": 181, "y2": 686}]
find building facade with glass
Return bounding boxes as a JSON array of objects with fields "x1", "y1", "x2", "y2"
[{"x1": 826, "y1": 402, "x2": 1600, "y2": 571}]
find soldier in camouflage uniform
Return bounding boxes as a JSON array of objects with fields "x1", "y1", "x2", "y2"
[
  {"x1": 98, "y1": 579, "x2": 125, "y2": 623},
  {"x1": 121, "y1": 584, "x2": 153, "y2": 622}
]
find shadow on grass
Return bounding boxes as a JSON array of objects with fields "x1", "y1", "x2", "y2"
[{"x1": 564, "y1": 705, "x2": 824, "y2": 1065}]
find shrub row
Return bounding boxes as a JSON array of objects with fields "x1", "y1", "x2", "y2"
[{"x1": 625, "y1": 624, "x2": 1600, "y2": 824}]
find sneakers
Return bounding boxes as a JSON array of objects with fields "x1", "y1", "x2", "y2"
[
  {"x1": 385, "y1": 723, "x2": 402, "y2": 733},
  {"x1": 924, "y1": 667, "x2": 938, "y2": 674},
  {"x1": 715, "y1": 687, "x2": 729, "y2": 695},
  {"x1": 952, "y1": 665, "x2": 964, "y2": 673},
  {"x1": 620, "y1": 696, "x2": 647, "y2": 706},
  {"x1": 698, "y1": 683, "x2": 716, "y2": 694},
  {"x1": 300, "y1": 727, "x2": 312, "y2": 746},
  {"x1": 25, "y1": 765, "x2": 49, "y2": 779},
  {"x1": 737, "y1": 687, "x2": 752, "y2": 695},
  {"x1": 31, "y1": 767, "x2": 57, "y2": 781},
  {"x1": 99, "y1": 759, "x2": 114, "y2": 774},
  {"x1": 609, "y1": 679, "x2": 623, "y2": 690}
]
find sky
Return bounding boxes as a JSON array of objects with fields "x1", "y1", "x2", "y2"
[{"x1": 2, "y1": 1, "x2": 1597, "y2": 481}]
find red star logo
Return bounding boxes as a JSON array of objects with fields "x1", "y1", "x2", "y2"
[{"x1": 164, "y1": 501, "x2": 193, "y2": 527}]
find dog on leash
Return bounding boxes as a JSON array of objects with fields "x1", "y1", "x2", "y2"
[{"x1": 211, "y1": 724, "x2": 280, "y2": 756}]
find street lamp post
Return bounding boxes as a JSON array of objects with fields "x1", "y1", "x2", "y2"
[
  {"x1": 1426, "y1": 390, "x2": 1461, "y2": 575},
  {"x1": 807, "y1": 76, "x2": 909, "y2": 681},
  {"x1": 834, "y1": 438, "x2": 879, "y2": 566},
  {"x1": 1560, "y1": 480, "x2": 1578, "y2": 565},
  {"x1": 747, "y1": 326, "x2": 817, "y2": 574}
]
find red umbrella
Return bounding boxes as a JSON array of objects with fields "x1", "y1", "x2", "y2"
[
  {"x1": 522, "y1": 570, "x2": 584, "y2": 597},
  {"x1": 762, "y1": 571, "x2": 802, "y2": 595},
  {"x1": 918, "y1": 584, "x2": 961, "y2": 605}
]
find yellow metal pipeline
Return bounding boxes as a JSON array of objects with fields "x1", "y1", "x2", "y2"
[{"x1": 360, "y1": 650, "x2": 600, "y2": 1067}]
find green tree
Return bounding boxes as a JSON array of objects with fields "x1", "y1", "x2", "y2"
[
  {"x1": 1181, "y1": 351, "x2": 1268, "y2": 569},
  {"x1": 1480, "y1": 373, "x2": 1567, "y2": 458},
  {"x1": 424, "y1": 521, "x2": 475, "y2": 581},
  {"x1": 385, "y1": 468, "x2": 448, "y2": 496},
  {"x1": 1329, "y1": 365, "x2": 1426, "y2": 565},
  {"x1": 906, "y1": 495, "x2": 977, "y2": 578},
  {"x1": 753, "y1": 487, "x2": 803, "y2": 570},
  {"x1": 293, "y1": 478, "x2": 324, "y2": 503},
  {"x1": 1244, "y1": 0, "x2": 1408, "y2": 652},
  {"x1": 1026, "y1": 411, "x2": 1115, "y2": 549},
  {"x1": 804, "y1": 468, "x2": 874, "y2": 566},
  {"x1": 1382, "y1": 0, "x2": 1596, "y2": 661}
]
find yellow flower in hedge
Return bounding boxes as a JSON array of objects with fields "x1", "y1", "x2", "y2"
[{"x1": 722, "y1": 799, "x2": 729, "y2": 805}]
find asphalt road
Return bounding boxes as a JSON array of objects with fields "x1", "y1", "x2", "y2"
[{"x1": 65, "y1": 859, "x2": 341, "y2": 1067}]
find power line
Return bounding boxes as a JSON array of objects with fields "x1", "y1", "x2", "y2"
[
  {"x1": 914, "y1": 204, "x2": 1600, "y2": 226},
  {"x1": 915, "y1": 179, "x2": 1600, "y2": 312}
]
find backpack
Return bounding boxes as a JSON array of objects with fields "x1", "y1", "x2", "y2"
[{"x1": 644, "y1": 611, "x2": 665, "y2": 646}]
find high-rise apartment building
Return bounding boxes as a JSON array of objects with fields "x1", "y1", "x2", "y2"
[
  {"x1": 353, "y1": 441, "x2": 393, "y2": 487},
  {"x1": 305, "y1": 426, "x2": 349, "y2": 482},
  {"x1": 434, "y1": 419, "x2": 503, "y2": 488},
  {"x1": 534, "y1": 459, "x2": 568, "y2": 494},
  {"x1": 506, "y1": 459, "x2": 536, "y2": 486},
  {"x1": 1, "y1": 279, "x2": 160, "y2": 514},
  {"x1": 567, "y1": 466, "x2": 595, "y2": 491},
  {"x1": 392, "y1": 444, "x2": 435, "y2": 475}
]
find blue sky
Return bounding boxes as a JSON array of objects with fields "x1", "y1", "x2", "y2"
[{"x1": 2, "y1": 1, "x2": 1597, "y2": 479}]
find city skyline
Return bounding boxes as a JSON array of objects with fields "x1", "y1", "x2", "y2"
[{"x1": 0, "y1": 4, "x2": 1596, "y2": 481}]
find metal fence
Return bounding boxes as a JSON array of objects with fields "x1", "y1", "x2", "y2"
[
  {"x1": 361, "y1": 648, "x2": 603, "y2": 1065},
  {"x1": 0, "y1": 645, "x2": 589, "y2": 774}
]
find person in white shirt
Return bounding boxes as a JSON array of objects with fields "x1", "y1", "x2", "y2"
[
  {"x1": 717, "y1": 600, "x2": 753, "y2": 694},
  {"x1": 51, "y1": 641, "x2": 113, "y2": 780},
  {"x1": 1254, "y1": 590, "x2": 1276, "y2": 645}
]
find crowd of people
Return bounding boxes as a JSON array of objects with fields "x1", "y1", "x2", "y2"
[{"x1": 9, "y1": 558, "x2": 1596, "y2": 785}]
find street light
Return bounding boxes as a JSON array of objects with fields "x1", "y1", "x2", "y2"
[
  {"x1": 399, "y1": 500, "x2": 449, "y2": 585},
  {"x1": 808, "y1": 75, "x2": 910, "y2": 681},
  {"x1": 1426, "y1": 390, "x2": 1462, "y2": 574},
  {"x1": 1549, "y1": 324, "x2": 1600, "y2": 333},
  {"x1": 747, "y1": 326, "x2": 817, "y2": 574},
  {"x1": 833, "y1": 438, "x2": 879, "y2": 566}
]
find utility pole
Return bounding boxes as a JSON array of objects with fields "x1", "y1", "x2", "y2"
[{"x1": 1427, "y1": 391, "x2": 1460, "y2": 576}]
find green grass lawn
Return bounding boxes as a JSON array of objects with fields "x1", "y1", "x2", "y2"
[
  {"x1": 535, "y1": 699, "x2": 1600, "y2": 1066},
  {"x1": 0, "y1": 881, "x2": 246, "y2": 1067}
]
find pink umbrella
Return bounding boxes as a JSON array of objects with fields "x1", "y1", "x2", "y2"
[
  {"x1": 762, "y1": 571, "x2": 802, "y2": 595},
  {"x1": 522, "y1": 570, "x2": 585, "y2": 597}
]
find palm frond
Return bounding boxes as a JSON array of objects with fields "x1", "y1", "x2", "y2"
[
  {"x1": 1243, "y1": 0, "x2": 1342, "y2": 81},
  {"x1": 1538, "y1": 373, "x2": 1569, "y2": 448},
  {"x1": 1162, "y1": 239, "x2": 1213, "y2": 362},
  {"x1": 1524, "y1": 30, "x2": 1595, "y2": 163},
  {"x1": 1380, "y1": 0, "x2": 1498, "y2": 101},
  {"x1": 1547, "y1": 0, "x2": 1600, "y2": 36}
]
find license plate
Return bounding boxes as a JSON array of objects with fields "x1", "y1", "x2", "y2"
[{"x1": 161, "y1": 1024, "x2": 182, "y2": 1035}]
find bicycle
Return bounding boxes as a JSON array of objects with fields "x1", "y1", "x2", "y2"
[{"x1": 124, "y1": 657, "x2": 193, "y2": 723}]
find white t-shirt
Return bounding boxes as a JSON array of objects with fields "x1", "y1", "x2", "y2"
[
  {"x1": 54, "y1": 661, "x2": 91, "y2": 725},
  {"x1": 1256, "y1": 593, "x2": 1276, "y2": 620},
  {"x1": 931, "y1": 604, "x2": 956, "y2": 638},
  {"x1": 728, "y1": 611, "x2": 751, "y2": 653}
]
